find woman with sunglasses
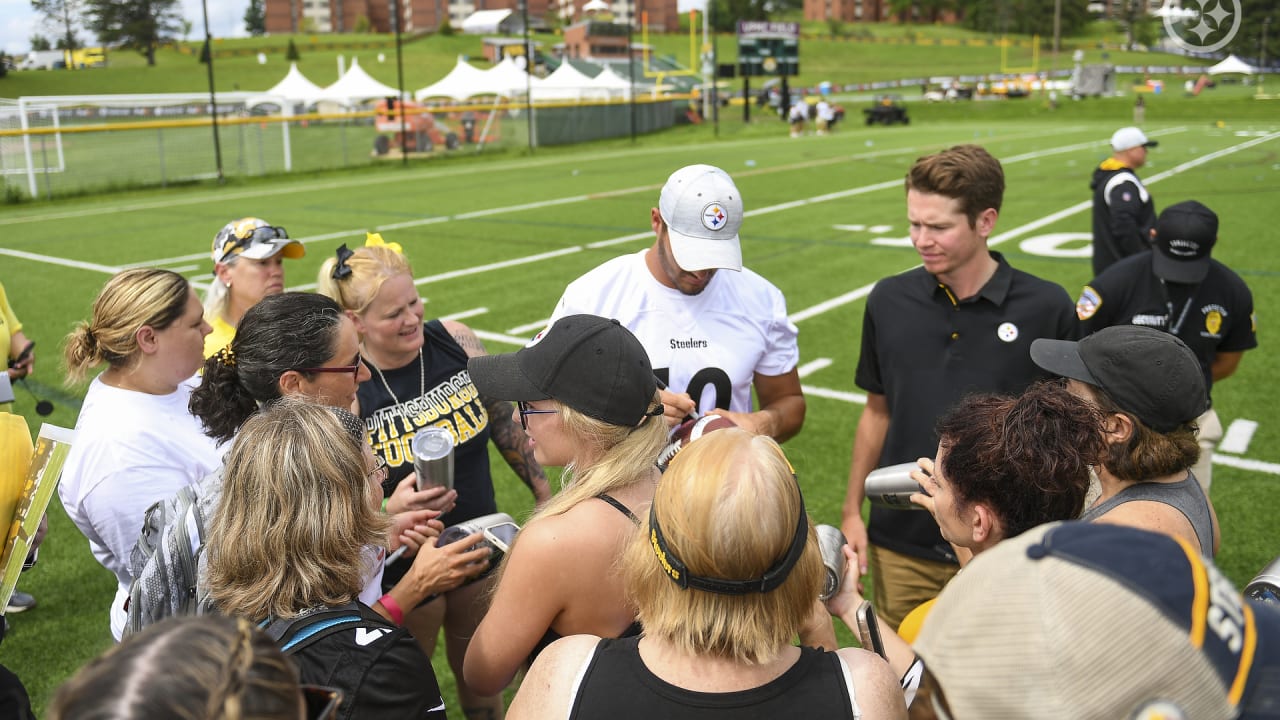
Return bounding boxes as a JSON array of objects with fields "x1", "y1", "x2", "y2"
[
  {"x1": 60, "y1": 268, "x2": 223, "y2": 641},
  {"x1": 507, "y1": 427, "x2": 907, "y2": 720},
  {"x1": 184, "y1": 292, "x2": 488, "y2": 628},
  {"x1": 207, "y1": 399, "x2": 449, "y2": 720},
  {"x1": 48, "y1": 614, "x2": 312, "y2": 720},
  {"x1": 463, "y1": 314, "x2": 670, "y2": 697},
  {"x1": 202, "y1": 217, "x2": 305, "y2": 358},
  {"x1": 318, "y1": 239, "x2": 547, "y2": 719}
]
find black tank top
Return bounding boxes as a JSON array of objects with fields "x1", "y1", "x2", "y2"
[
  {"x1": 358, "y1": 320, "x2": 497, "y2": 528},
  {"x1": 569, "y1": 637, "x2": 859, "y2": 719},
  {"x1": 527, "y1": 494, "x2": 643, "y2": 662}
]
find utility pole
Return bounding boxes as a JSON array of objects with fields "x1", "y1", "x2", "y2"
[
  {"x1": 1261, "y1": 17, "x2": 1271, "y2": 97},
  {"x1": 201, "y1": 0, "x2": 224, "y2": 184},
  {"x1": 393, "y1": 0, "x2": 408, "y2": 166}
]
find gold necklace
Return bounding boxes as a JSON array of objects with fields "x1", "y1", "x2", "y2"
[{"x1": 366, "y1": 346, "x2": 425, "y2": 407}]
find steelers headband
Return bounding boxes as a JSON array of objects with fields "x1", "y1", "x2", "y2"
[{"x1": 649, "y1": 492, "x2": 808, "y2": 596}]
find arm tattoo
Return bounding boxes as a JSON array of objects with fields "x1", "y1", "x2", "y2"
[
  {"x1": 484, "y1": 394, "x2": 548, "y2": 495},
  {"x1": 449, "y1": 326, "x2": 488, "y2": 358}
]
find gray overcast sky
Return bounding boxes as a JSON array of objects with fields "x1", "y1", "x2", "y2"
[{"x1": 1, "y1": 0, "x2": 250, "y2": 57}]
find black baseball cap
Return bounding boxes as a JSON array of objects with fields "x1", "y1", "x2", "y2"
[
  {"x1": 468, "y1": 315, "x2": 659, "y2": 427},
  {"x1": 1030, "y1": 325, "x2": 1208, "y2": 432},
  {"x1": 1153, "y1": 200, "x2": 1218, "y2": 284}
]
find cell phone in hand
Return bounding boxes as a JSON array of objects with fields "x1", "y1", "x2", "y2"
[
  {"x1": 855, "y1": 600, "x2": 887, "y2": 660},
  {"x1": 482, "y1": 522, "x2": 520, "y2": 553},
  {"x1": 8, "y1": 341, "x2": 33, "y2": 369}
]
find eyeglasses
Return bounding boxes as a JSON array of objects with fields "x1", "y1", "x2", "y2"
[
  {"x1": 296, "y1": 356, "x2": 364, "y2": 382},
  {"x1": 517, "y1": 401, "x2": 559, "y2": 430},
  {"x1": 219, "y1": 225, "x2": 289, "y2": 260},
  {"x1": 366, "y1": 458, "x2": 389, "y2": 486},
  {"x1": 301, "y1": 684, "x2": 343, "y2": 720}
]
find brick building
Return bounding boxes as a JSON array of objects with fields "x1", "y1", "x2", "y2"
[{"x1": 265, "y1": 0, "x2": 677, "y2": 35}]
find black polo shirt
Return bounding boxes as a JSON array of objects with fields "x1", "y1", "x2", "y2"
[
  {"x1": 1077, "y1": 251, "x2": 1255, "y2": 397},
  {"x1": 855, "y1": 252, "x2": 1076, "y2": 562}
]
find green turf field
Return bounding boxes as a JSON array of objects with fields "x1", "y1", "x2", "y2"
[{"x1": 1, "y1": 113, "x2": 1278, "y2": 716}]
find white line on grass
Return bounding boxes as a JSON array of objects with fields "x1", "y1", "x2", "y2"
[
  {"x1": 785, "y1": 130, "x2": 1280, "y2": 323},
  {"x1": 507, "y1": 318, "x2": 550, "y2": 335},
  {"x1": 0, "y1": 247, "x2": 119, "y2": 274},
  {"x1": 473, "y1": 329, "x2": 534, "y2": 347},
  {"x1": 440, "y1": 307, "x2": 489, "y2": 321},
  {"x1": 1220, "y1": 420, "x2": 1259, "y2": 455},
  {"x1": 797, "y1": 358, "x2": 833, "y2": 378}
]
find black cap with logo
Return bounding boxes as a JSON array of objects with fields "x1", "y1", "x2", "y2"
[{"x1": 1153, "y1": 200, "x2": 1218, "y2": 284}]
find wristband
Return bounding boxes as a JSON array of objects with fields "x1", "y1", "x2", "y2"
[
  {"x1": 379, "y1": 593, "x2": 404, "y2": 626},
  {"x1": 381, "y1": 497, "x2": 389, "y2": 513}
]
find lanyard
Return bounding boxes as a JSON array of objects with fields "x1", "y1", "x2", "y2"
[{"x1": 1159, "y1": 279, "x2": 1198, "y2": 336}]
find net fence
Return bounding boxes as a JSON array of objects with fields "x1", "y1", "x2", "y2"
[{"x1": 0, "y1": 93, "x2": 680, "y2": 200}]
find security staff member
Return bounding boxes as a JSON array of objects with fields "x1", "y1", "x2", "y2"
[
  {"x1": 1091, "y1": 126, "x2": 1158, "y2": 275},
  {"x1": 1076, "y1": 200, "x2": 1255, "y2": 491}
]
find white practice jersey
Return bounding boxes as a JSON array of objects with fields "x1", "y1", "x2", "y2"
[{"x1": 549, "y1": 250, "x2": 799, "y2": 415}]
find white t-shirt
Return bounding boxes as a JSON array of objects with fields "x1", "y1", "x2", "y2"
[
  {"x1": 817, "y1": 100, "x2": 835, "y2": 121},
  {"x1": 549, "y1": 250, "x2": 799, "y2": 416},
  {"x1": 59, "y1": 376, "x2": 223, "y2": 639}
]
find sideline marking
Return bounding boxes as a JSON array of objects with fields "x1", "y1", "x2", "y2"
[
  {"x1": 797, "y1": 358, "x2": 833, "y2": 378},
  {"x1": 440, "y1": 307, "x2": 489, "y2": 322},
  {"x1": 1220, "y1": 419, "x2": 1259, "y2": 455}
]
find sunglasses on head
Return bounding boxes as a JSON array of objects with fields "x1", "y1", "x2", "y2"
[{"x1": 219, "y1": 225, "x2": 289, "y2": 260}]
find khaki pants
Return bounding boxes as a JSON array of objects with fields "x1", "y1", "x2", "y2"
[
  {"x1": 869, "y1": 544, "x2": 959, "y2": 632},
  {"x1": 1192, "y1": 407, "x2": 1223, "y2": 492}
]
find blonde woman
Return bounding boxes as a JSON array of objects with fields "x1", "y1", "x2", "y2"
[
  {"x1": 318, "y1": 239, "x2": 547, "y2": 719},
  {"x1": 202, "y1": 217, "x2": 304, "y2": 357},
  {"x1": 48, "y1": 615, "x2": 306, "y2": 720},
  {"x1": 59, "y1": 268, "x2": 223, "y2": 640},
  {"x1": 463, "y1": 314, "x2": 668, "y2": 696},
  {"x1": 509, "y1": 429, "x2": 907, "y2": 720},
  {"x1": 206, "y1": 399, "x2": 449, "y2": 720}
]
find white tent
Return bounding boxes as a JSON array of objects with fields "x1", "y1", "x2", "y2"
[
  {"x1": 1207, "y1": 54, "x2": 1255, "y2": 75},
  {"x1": 461, "y1": 9, "x2": 513, "y2": 34},
  {"x1": 314, "y1": 58, "x2": 400, "y2": 107},
  {"x1": 588, "y1": 66, "x2": 634, "y2": 98},
  {"x1": 415, "y1": 57, "x2": 494, "y2": 100},
  {"x1": 483, "y1": 55, "x2": 540, "y2": 97},
  {"x1": 530, "y1": 61, "x2": 597, "y2": 101},
  {"x1": 245, "y1": 62, "x2": 324, "y2": 109}
]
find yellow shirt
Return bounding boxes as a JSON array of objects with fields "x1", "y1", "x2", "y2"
[
  {"x1": 0, "y1": 283, "x2": 23, "y2": 413},
  {"x1": 202, "y1": 314, "x2": 236, "y2": 359}
]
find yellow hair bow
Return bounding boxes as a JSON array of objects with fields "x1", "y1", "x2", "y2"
[{"x1": 365, "y1": 232, "x2": 403, "y2": 255}]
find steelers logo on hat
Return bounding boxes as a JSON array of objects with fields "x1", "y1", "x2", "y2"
[
  {"x1": 702, "y1": 203, "x2": 729, "y2": 232},
  {"x1": 997, "y1": 322, "x2": 1019, "y2": 343}
]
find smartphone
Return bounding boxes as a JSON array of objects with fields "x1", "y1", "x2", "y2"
[
  {"x1": 855, "y1": 600, "x2": 887, "y2": 660},
  {"x1": 8, "y1": 341, "x2": 33, "y2": 369},
  {"x1": 482, "y1": 522, "x2": 520, "y2": 553}
]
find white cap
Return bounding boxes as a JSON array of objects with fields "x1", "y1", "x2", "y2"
[
  {"x1": 657, "y1": 164, "x2": 743, "y2": 272},
  {"x1": 1110, "y1": 126, "x2": 1158, "y2": 152}
]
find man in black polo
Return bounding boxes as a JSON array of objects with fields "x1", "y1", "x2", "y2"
[
  {"x1": 841, "y1": 144, "x2": 1076, "y2": 630},
  {"x1": 1076, "y1": 200, "x2": 1255, "y2": 491},
  {"x1": 1091, "y1": 126, "x2": 1158, "y2": 275}
]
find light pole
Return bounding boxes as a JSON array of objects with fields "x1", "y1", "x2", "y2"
[
  {"x1": 393, "y1": 0, "x2": 408, "y2": 166},
  {"x1": 201, "y1": 0, "x2": 224, "y2": 184},
  {"x1": 1261, "y1": 17, "x2": 1271, "y2": 97},
  {"x1": 627, "y1": 0, "x2": 636, "y2": 143}
]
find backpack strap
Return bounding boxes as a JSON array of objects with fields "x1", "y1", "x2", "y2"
[{"x1": 263, "y1": 602, "x2": 379, "y2": 655}]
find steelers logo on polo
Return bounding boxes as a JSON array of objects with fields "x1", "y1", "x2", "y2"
[{"x1": 702, "y1": 203, "x2": 729, "y2": 231}]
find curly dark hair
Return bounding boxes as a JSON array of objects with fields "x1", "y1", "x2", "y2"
[
  {"x1": 936, "y1": 381, "x2": 1106, "y2": 538},
  {"x1": 190, "y1": 293, "x2": 345, "y2": 444}
]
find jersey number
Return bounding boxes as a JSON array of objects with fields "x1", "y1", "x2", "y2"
[{"x1": 655, "y1": 367, "x2": 732, "y2": 411}]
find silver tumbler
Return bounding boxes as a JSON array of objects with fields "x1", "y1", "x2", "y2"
[
  {"x1": 411, "y1": 426, "x2": 455, "y2": 491},
  {"x1": 864, "y1": 462, "x2": 926, "y2": 510},
  {"x1": 815, "y1": 524, "x2": 848, "y2": 600}
]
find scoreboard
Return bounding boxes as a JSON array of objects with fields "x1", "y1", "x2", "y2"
[{"x1": 737, "y1": 21, "x2": 800, "y2": 77}]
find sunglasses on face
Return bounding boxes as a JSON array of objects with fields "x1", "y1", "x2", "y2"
[{"x1": 517, "y1": 401, "x2": 559, "y2": 431}]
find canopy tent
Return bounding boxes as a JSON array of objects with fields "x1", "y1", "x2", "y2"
[
  {"x1": 530, "y1": 61, "x2": 598, "y2": 101},
  {"x1": 415, "y1": 56, "x2": 494, "y2": 100},
  {"x1": 484, "y1": 55, "x2": 541, "y2": 97},
  {"x1": 246, "y1": 62, "x2": 324, "y2": 109},
  {"x1": 588, "y1": 66, "x2": 634, "y2": 98},
  {"x1": 1207, "y1": 54, "x2": 1255, "y2": 75},
  {"x1": 314, "y1": 58, "x2": 400, "y2": 107},
  {"x1": 461, "y1": 9, "x2": 513, "y2": 34}
]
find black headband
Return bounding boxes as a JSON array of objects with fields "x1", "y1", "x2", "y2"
[{"x1": 648, "y1": 492, "x2": 809, "y2": 595}]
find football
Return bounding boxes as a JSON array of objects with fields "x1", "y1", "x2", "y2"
[{"x1": 656, "y1": 414, "x2": 738, "y2": 470}]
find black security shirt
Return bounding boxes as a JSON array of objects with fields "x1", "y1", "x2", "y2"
[
  {"x1": 1077, "y1": 252, "x2": 1256, "y2": 396},
  {"x1": 855, "y1": 253, "x2": 1076, "y2": 562}
]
